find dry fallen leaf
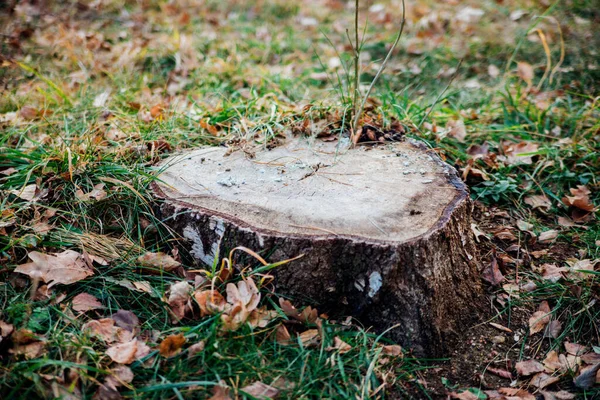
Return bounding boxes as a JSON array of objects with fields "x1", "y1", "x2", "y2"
[
  {"x1": 298, "y1": 329, "x2": 320, "y2": 347},
  {"x1": 502, "y1": 141, "x2": 539, "y2": 165},
  {"x1": 248, "y1": 307, "x2": 279, "y2": 329},
  {"x1": 10, "y1": 329, "x2": 45, "y2": 359},
  {"x1": 541, "y1": 264, "x2": 568, "y2": 282},
  {"x1": 137, "y1": 252, "x2": 180, "y2": 272},
  {"x1": 529, "y1": 301, "x2": 551, "y2": 334},
  {"x1": 539, "y1": 390, "x2": 576, "y2": 400},
  {"x1": 71, "y1": 292, "x2": 103, "y2": 313},
  {"x1": 488, "y1": 367, "x2": 512, "y2": 379},
  {"x1": 482, "y1": 258, "x2": 504, "y2": 286},
  {"x1": 498, "y1": 387, "x2": 536, "y2": 400},
  {"x1": 82, "y1": 318, "x2": 133, "y2": 344},
  {"x1": 241, "y1": 381, "x2": 279, "y2": 399},
  {"x1": 221, "y1": 278, "x2": 261, "y2": 331},
  {"x1": 543, "y1": 350, "x2": 568, "y2": 373},
  {"x1": 517, "y1": 62, "x2": 534, "y2": 86},
  {"x1": 166, "y1": 281, "x2": 192, "y2": 322},
  {"x1": 187, "y1": 340, "x2": 205, "y2": 358},
  {"x1": 538, "y1": 230, "x2": 559, "y2": 243},
  {"x1": 446, "y1": 119, "x2": 467, "y2": 142},
  {"x1": 194, "y1": 289, "x2": 226, "y2": 317},
  {"x1": 159, "y1": 334, "x2": 186, "y2": 358},
  {"x1": 275, "y1": 324, "x2": 292, "y2": 345},
  {"x1": 566, "y1": 259, "x2": 598, "y2": 280},
  {"x1": 209, "y1": 383, "x2": 233, "y2": 400},
  {"x1": 15, "y1": 250, "x2": 94, "y2": 287},
  {"x1": 562, "y1": 185, "x2": 595, "y2": 213},
  {"x1": 76, "y1": 183, "x2": 107, "y2": 202},
  {"x1": 382, "y1": 344, "x2": 403, "y2": 357},
  {"x1": 326, "y1": 336, "x2": 352, "y2": 354},
  {"x1": 573, "y1": 362, "x2": 600, "y2": 389},
  {"x1": 450, "y1": 390, "x2": 482, "y2": 400},
  {"x1": 106, "y1": 339, "x2": 151, "y2": 364},
  {"x1": 544, "y1": 320, "x2": 562, "y2": 339},
  {"x1": 111, "y1": 310, "x2": 140, "y2": 333},
  {"x1": 10, "y1": 183, "x2": 37, "y2": 202},
  {"x1": 516, "y1": 359, "x2": 545, "y2": 376},
  {"x1": 524, "y1": 194, "x2": 552, "y2": 211},
  {"x1": 97, "y1": 365, "x2": 134, "y2": 399},
  {"x1": 530, "y1": 372, "x2": 561, "y2": 389},
  {"x1": 564, "y1": 342, "x2": 587, "y2": 356}
]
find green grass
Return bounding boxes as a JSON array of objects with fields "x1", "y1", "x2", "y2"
[{"x1": 1, "y1": 0, "x2": 599, "y2": 398}]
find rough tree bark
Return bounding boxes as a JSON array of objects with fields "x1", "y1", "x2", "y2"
[{"x1": 152, "y1": 138, "x2": 483, "y2": 356}]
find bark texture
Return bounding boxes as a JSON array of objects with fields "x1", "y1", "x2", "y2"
[{"x1": 152, "y1": 139, "x2": 483, "y2": 356}]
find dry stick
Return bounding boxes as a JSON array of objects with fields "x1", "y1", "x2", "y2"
[
  {"x1": 351, "y1": 0, "x2": 406, "y2": 137},
  {"x1": 417, "y1": 59, "x2": 463, "y2": 129},
  {"x1": 353, "y1": 0, "x2": 360, "y2": 121}
]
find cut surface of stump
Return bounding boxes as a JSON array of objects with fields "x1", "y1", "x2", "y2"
[{"x1": 153, "y1": 139, "x2": 482, "y2": 355}]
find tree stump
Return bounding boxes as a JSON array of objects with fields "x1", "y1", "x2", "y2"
[{"x1": 152, "y1": 138, "x2": 482, "y2": 355}]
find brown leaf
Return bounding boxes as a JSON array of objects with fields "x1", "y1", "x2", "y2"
[
  {"x1": 450, "y1": 390, "x2": 481, "y2": 400},
  {"x1": 99, "y1": 364, "x2": 134, "y2": 398},
  {"x1": 530, "y1": 372, "x2": 561, "y2": 389},
  {"x1": 209, "y1": 383, "x2": 233, "y2": 400},
  {"x1": 525, "y1": 194, "x2": 552, "y2": 211},
  {"x1": 10, "y1": 183, "x2": 38, "y2": 202},
  {"x1": 544, "y1": 320, "x2": 562, "y2": 339},
  {"x1": 565, "y1": 342, "x2": 587, "y2": 356},
  {"x1": 487, "y1": 367, "x2": 512, "y2": 379},
  {"x1": 540, "y1": 390, "x2": 576, "y2": 400},
  {"x1": 275, "y1": 324, "x2": 291, "y2": 345},
  {"x1": 10, "y1": 329, "x2": 45, "y2": 359},
  {"x1": 71, "y1": 293, "x2": 103, "y2": 313},
  {"x1": 498, "y1": 387, "x2": 536, "y2": 400},
  {"x1": 75, "y1": 183, "x2": 107, "y2": 202},
  {"x1": 529, "y1": 301, "x2": 551, "y2": 334},
  {"x1": 482, "y1": 258, "x2": 504, "y2": 286},
  {"x1": 382, "y1": 344, "x2": 403, "y2": 357},
  {"x1": 538, "y1": 230, "x2": 559, "y2": 243},
  {"x1": 573, "y1": 363, "x2": 600, "y2": 389},
  {"x1": 562, "y1": 185, "x2": 595, "y2": 213},
  {"x1": 194, "y1": 290, "x2": 226, "y2": 316},
  {"x1": 543, "y1": 351, "x2": 567, "y2": 373},
  {"x1": 581, "y1": 352, "x2": 600, "y2": 365},
  {"x1": 111, "y1": 310, "x2": 140, "y2": 333},
  {"x1": 0, "y1": 320, "x2": 14, "y2": 340},
  {"x1": 241, "y1": 381, "x2": 279, "y2": 399},
  {"x1": 517, "y1": 62, "x2": 534, "y2": 86},
  {"x1": 226, "y1": 278, "x2": 260, "y2": 312},
  {"x1": 159, "y1": 334, "x2": 186, "y2": 358},
  {"x1": 137, "y1": 252, "x2": 180, "y2": 272},
  {"x1": 278, "y1": 298, "x2": 298, "y2": 318},
  {"x1": 106, "y1": 340, "x2": 150, "y2": 364},
  {"x1": 187, "y1": 341, "x2": 205, "y2": 358},
  {"x1": 502, "y1": 141, "x2": 539, "y2": 165},
  {"x1": 166, "y1": 281, "x2": 192, "y2": 321},
  {"x1": 326, "y1": 336, "x2": 352, "y2": 353},
  {"x1": 446, "y1": 119, "x2": 467, "y2": 142},
  {"x1": 82, "y1": 318, "x2": 133, "y2": 344},
  {"x1": 566, "y1": 259, "x2": 598, "y2": 280},
  {"x1": 248, "y1": 307, "x2": 278, "y2": 329},
  {"x1": 298, "y1": 329, "x2": 320, "y2": 347},
  {"x1": 541, "y1": 264, "x2": 568, "y2": 282},
  {"x1": 516, "y1": 359, "x2": 545, "y2": 376},
  {"x1": 15, "y1": 250, "x2": 94, "y2": 287}
]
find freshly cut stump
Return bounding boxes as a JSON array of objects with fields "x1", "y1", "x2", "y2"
[{"x1": 153, "y1": 139, "x2": 482, "y2": 355}]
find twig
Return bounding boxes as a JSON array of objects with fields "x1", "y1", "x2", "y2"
[
  {"x1": 353, "y1": 0, "x2": 360, "y2": 121},
  {"x1": 352, "y1": 0, "x2": 406, "y2": 136}
]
